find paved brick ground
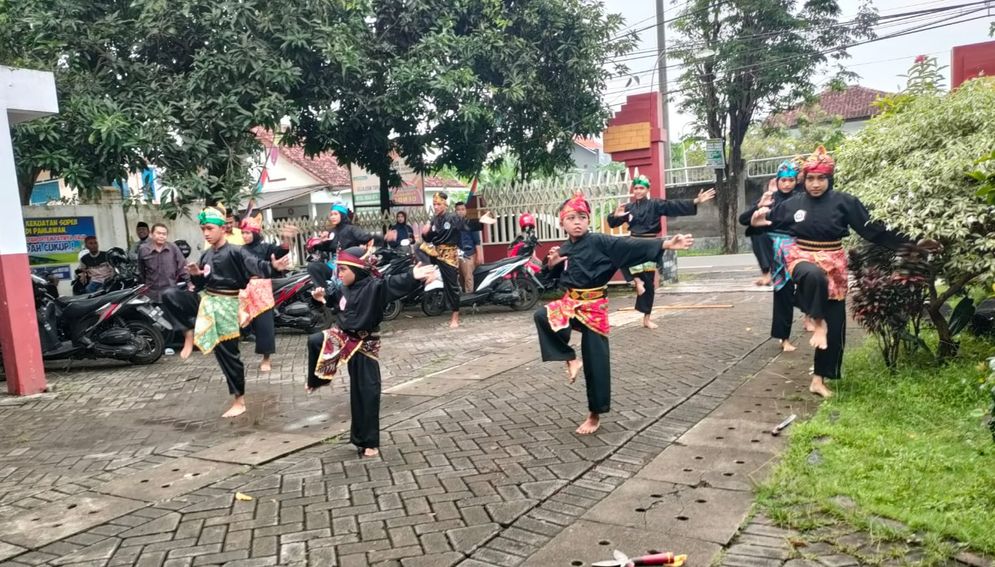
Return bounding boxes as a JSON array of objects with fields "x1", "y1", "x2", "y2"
[
  {"x1": 0, "y1": 288, "x2": 779, "y2": 566},
  {"x1": 0, "y1": 305, "x2": 546, "y2": 520}
]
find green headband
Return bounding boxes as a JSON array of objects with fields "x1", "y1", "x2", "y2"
[
  {"x1": 198, "y1": 207, "x2": 226, "y2": 227},
  {"x1": 632, "y1": 177, "x2": 651, "y2": 189}
]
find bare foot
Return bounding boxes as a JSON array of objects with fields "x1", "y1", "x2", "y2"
[
  {"x1": 809, "y1": 319, "x2": 828, "y2": 350},
  {"x1": 566, "y1": 360, "x2": 582, "y2": 384},
  {"x1": 260, "y1": 356, "x2": 271, "y2": 372},
  {"x1": 180, "y1": 331, "x2": 194, "y2": 360},
  {"x1": 449, "y1": 313, "x2": 460, "y2": 329},
  {"x1": 575, "y1": 413, "x2": 600, "y2": 435},
  {"x1": 781, "y1": 339, "x2": 797, "y2": 352},
  {"x1": 305, "y1": 386, "x2": 316, "y2": 395},
  {"x1": 363, "y1": 448, "x2": 380, "y2": 458},
  {"x1": 643, "y1": 315, "x2": 658, "y2": 329},
  {"x1": 222, "y1": 396, "x2": 246, "y2": 418},
  {"x1": 803, "y1": 316, "x2": 816, "y2": 332},
  {"x1": 809, "y1": 376, "x2": 833, "y2": 398},
  {"x1": 634, "y1": 278, "x2": 646, "y2": 296},
  {"x1": 753, "y1": 274, "x2": 771, "y2": 286}
]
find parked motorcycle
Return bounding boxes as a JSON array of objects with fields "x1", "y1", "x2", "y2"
[
  {"x1": 421, "y1": 254, "x2": 540, "y2": 316},
  {"x1": 375, "y1": 241, "x2": 423, "y2": 321},
  {"x1": 272, "y1": 270, "x2": 333, "y2": 334},
  {"x1": 507, "y1": 227, "x2": 559, "y2": 293},
  {"x1": 31, "y1": 274, "x2": 165, "y2": 365}
]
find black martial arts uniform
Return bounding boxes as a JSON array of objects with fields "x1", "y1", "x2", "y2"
[
  {"x1": 534, "y1": 232, "x2": 665, "y2": 414},
  {"x1": 607, "y1": 197, "x2": 698, "y2": 315},
  {"x1": 765, "y1": 185, "x2": 907, "y2": 379},
  {"x1": 161, "y1": 243, "x2": 272, "y2": 396},
  {"x1": 307, "y1": 222, "x2": 381, "y2": 288},
  {"x1": 421, "y1": 211, "x2": 481, "y2": 313},
  {"x1": 306, "y1": 269, "x2": 422, "y2": 450},
  {"x1": 242, "y1": 237, "x2": 290, "y2": 356},
  {"x1": 740, "y1": 187, "x2": 801, "y2": 341}
]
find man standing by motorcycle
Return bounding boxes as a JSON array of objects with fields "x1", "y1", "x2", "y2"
[
  {"x1": 161, "y1": 206, "x2": 291, "y2": 418},
  {"x1": 455, "y1": 201, "x2": 482, "y2": 294},
  {"x1": 137, "y1": 224, "x2": 188, "y2": 303}
]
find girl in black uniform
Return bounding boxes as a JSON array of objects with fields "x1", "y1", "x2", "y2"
[
  {"x1": 306, "y1": 247, "x2": 435, "y2": 457},
  {"x1": 239, "y1": 214, "x2": 292, "y2": 371},
  {"x1": 307, "y1": 203, "x2": 382, "y2": 289},
  {"x1": 740, "y1": 160, "x2": 802, "y2": 351},
  {"x1": 607, "y1": 175, "x2": 714, "y2": 328},
  {"x1": 751, "y1": 146, "x2": 936, "y2": 397}
]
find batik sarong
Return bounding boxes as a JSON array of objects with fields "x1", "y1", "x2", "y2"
[
  {"x1": 787, "y1": 244, "x2": 848, "y2": 300},
  {"x1": 419, "y1": 242, "x2": 459, "y2": 268},
  {"x1": 314, "y1": 327, "x2": 381, "y2": 381},
  {"x1": 545, "y1": 287, "x2": 610, "y2": 336},
  {"x1": 194, "y1": 292, "x2": 240, "y2": 354},
  {"x1": 238, "y1": 278, "x2": 275, "y2": 328},
  {"x1": 770, "y1": 232, "x2": 795, "y2": 292}
]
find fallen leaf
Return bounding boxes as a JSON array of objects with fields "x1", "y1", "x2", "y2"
[{"x1": 235, "y1": 492, "x2": 254, "y2": 501}]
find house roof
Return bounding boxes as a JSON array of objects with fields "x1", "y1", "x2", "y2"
[
  {"x1": 574, "y1": 136, "x2": 602, "y2": 153},
  {"x1": 253, "y1": 128, "x2": 352, "y2": 187},
  {"x1": 251, "y1": 185, "x2": 327, "y2": 210},
  {"x1": 253, "y1": 128, "x2": 465, "y2": 189},
  {"x1": 775, "y1": 85, "x2": 892, "y2": 127}
]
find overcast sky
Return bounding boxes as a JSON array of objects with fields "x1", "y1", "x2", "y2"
[{"x1": 600, "y1": 0, "x2": 994, "y2": 138}]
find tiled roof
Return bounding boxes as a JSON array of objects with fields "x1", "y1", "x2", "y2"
[
  {"x1": 253, "y1": 128, "x2": 465, "y2": 189},
  {"x1": 423, "y1": 176, "x2": 466, "y2": 188},
  {"x1": 574, "y1": 136, "x2": 602, "y2": 153},
  {"x1": 775, "y1": 85, "x2": 892, "y2": 127},
  {"x1": 253, "y1": 128, "x2": 352, "y2": 187}
]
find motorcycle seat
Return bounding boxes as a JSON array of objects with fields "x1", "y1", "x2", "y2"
[
  {"x1": 57, "y1": 289, "x2": 133, "y2": 317},
  {"x1": 271, "y1": 273, "x2": 309, "y2": 289},
  {"x1": 473, "y1": 256, "x2": 521, "y2": 275}
]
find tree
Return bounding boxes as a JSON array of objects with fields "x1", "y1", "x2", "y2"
[
  {"x1": 283, "y1": 0, "x2": 635, "y2": 212},
  {"x1": 741, "y1": 105, "x2": 847, "y2": 160},
  {"x1": 2, "y1": 0, "x2": 368, "y2": 213},
  {"x1": 671, "y1": 0, "x2": 876, "y2": 252},
  {"x1": 838, "y1": 76, "x2": 995, "y2": 359}
]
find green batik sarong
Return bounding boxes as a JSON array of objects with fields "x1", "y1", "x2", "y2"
[
  {"x1": 194, "y1": 293, "x2": 240, "y2": 354},
  {"x1": 628, "y1": 260, "x2": 658, "y2": 275}
]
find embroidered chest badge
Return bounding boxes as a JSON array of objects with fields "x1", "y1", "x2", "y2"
[
  {"x1": 443, "y1": 222, "x2": 451, "y2": 230},
  {"x1": 339, "y1": 296, "x2": 347, "y2": 310},
  {"x1": 794, "y1": 210, "x2": 807, "y2": 223}
]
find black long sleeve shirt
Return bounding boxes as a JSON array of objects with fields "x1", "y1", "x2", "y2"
[
  {"x1": 325, "y1": 271, "x2": 422, "y2": 333},
  {"x1": 606, "y1": 197, "x2": 698, "y2": 235},
  {"x1": 192, "y1": 242, "x2": 273, "y2": 292},
  {"x1": 546, "y1": 232, "x2": 664, "y2": 289},
  {"x1": 243, "y1": 238, "x2": 290, "y2": 276},
  {"x1": 739, "y1": 188, "x2": 800, "y2": 236},
  {"x1": 313, "y1": 222, "x2": 383, "y2": 254},
  {"x1": 425, "y1": 211, "x2": 484, "y2": 246},
  {"x1": 765, "y1": 190, "x2": 909, "y2": 249}
]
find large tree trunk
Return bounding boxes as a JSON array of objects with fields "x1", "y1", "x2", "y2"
[{"x1": 715, "y1": 169, "x2": 738, "y2": 254}]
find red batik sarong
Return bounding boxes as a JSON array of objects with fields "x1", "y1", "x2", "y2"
[
  {"x1": 238, "y1": 278, "x2": 275, "y2": 328},
  {"x1": 786, "y1": 243, "x2": 848, "y2": 300},
  {"x1": 545, "y1": 287, "x2": 610, "y2": 336}
]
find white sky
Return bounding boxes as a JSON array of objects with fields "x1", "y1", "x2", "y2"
[{"x1": 601, "y1": 0, "x2": 994, "y2": 138}]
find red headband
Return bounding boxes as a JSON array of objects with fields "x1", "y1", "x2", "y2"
[
  {"x1": 560, "y1": 190, "x2": 591, "y2": 220},
  {"x1": 802, "y1": 145, "x2": 835, "y2": 176}
]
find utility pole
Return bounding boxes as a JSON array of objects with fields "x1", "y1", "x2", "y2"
[{"x1": 655, "y1": 0, "x2": 670, "y2": 172}]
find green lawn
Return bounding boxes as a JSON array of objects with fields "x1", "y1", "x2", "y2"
[
  {"x1": 676, "y1": 246, "x2": 723, "y2": 257},
  {"x1": 757, "y1": 337, "x2": 995, "y2": 555}
]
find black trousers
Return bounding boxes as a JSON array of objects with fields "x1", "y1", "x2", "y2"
[
  {"x1": 161, "y1": 287, "x2": 199, "y2": 332},
  {"x1": 215, "y1": 338, "x2": 246, "y2": 395},
  {"x1": 533, "y1": 307, "x2": 611, "y2": 414},
  {"x1": 633, "y1": 271, "x2": 656, "y2": 315},
  {"x1": 162, "y1": 288, "x2": 246, "y2": 395},
  {"x1": 305, "y1": 332, "x2": 381, "y2": 449},
  {"x1": 251, "y1": 309, "x2": 276, "y2": 355},
  {"x1": 792, "y1": 261, "x2": 846, "y2": 380},
  {"x1": 751, "y1": 234, "x2": 774, "y2": 274},
  {"x1": 436, "y1": 260, "x2": 461, "y2": 313},
  {"x1": 308, "y1": 261, "x2": 334, "y2": 289},
  {"x1": 771, "y1": 281, "x2": 795, "y2": 340}
]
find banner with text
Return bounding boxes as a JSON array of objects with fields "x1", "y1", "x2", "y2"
[{"x1": 24, "y1": 216, "x2": 95, "y2": 281}]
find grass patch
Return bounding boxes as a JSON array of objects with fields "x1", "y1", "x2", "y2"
[
  {"x1": 757, "y1": 336, "x2": 995, "y2": 555},
  {"x1": 676, "y1": 246, "x2": 723, "y2": 257}
]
